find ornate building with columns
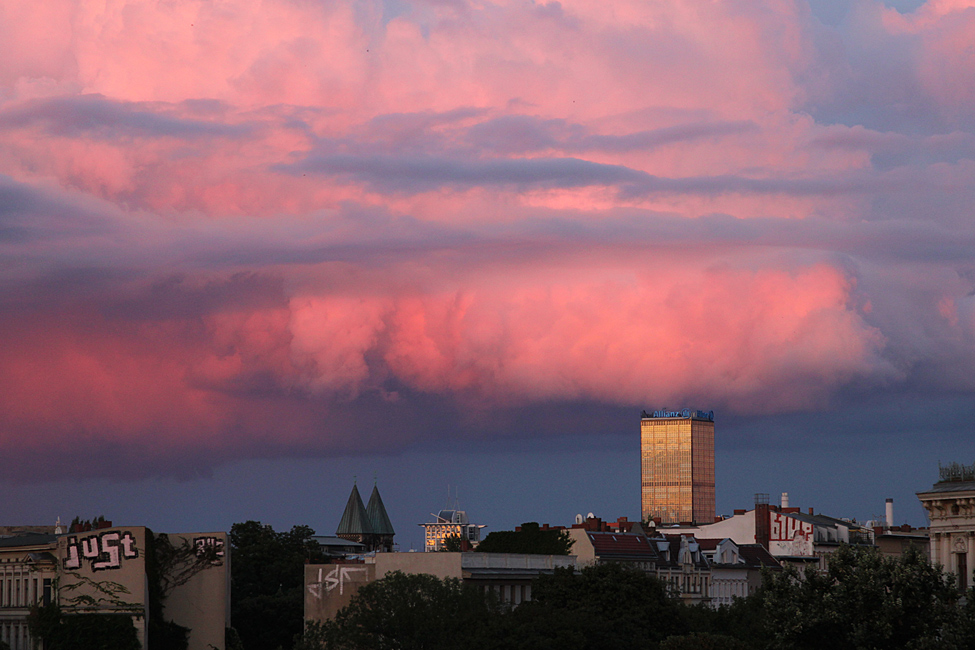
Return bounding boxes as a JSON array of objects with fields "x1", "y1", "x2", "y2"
[{"x1": 917, "y1": 463, "x2": 975, "y2": 591}]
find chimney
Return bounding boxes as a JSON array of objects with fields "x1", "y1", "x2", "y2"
[
  {"x1": 754, "y1": 493, "x2": 770, "y2": 550},
  {"x1": 885, "y1": 498, "x2": 894, "y2": 528},
  {"x1": 781, "y1": 492, "x2": 789, "y2": 509}
]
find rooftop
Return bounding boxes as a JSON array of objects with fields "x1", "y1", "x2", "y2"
[
  {"x1": 641, "y1": 408, "x2": 714, "y2": 421},
  {"x1": 918, "y1": 480, "x2": 975, "y2": 495},
  {"x1": 587, "y1": 532, "x2": 659, "y2": 561},
  {"x1": 0, "y1": 533, "x2": 58, "y2": 549}
]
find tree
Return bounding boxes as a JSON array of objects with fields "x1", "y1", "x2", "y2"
[
  {"x1": 677, "y1": 596, "x2": 767, "y2": 650},
  {"x1": 498, "y1": 562, "x2": 686, "y2": 650},
  {"x1": 761, "y1": 545, "x2": 962, "y2": 650},
  {"x1": 660, "y1": 633, "x2": 751, "y2": 650},
  {"x1": 440, "y1": 534, "x2": 465, "y2": 552},
  {"x1": 28, "y1": 605, "x2": 141, "y2": 650},
  {"x1": 69, "y1": 515, "x2": 108, "y2": 532},
  {"x1": 475, "y1": 523, "x2": 574, "y2": 555},
  {"x1": 298, "y1": 571, "x2": 503, "y2": 650},
  {"x1": 231, "y1": 521, "x2": 328, "y2": 650}
]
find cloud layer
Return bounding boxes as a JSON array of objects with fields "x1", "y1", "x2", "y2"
[{"x1": 1, "y1": 0, "x2": 974, "y2": 478}]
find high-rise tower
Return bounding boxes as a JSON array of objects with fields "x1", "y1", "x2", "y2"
[{"x1": 640, "y1": 409, "x2": 715, "y2": 525}]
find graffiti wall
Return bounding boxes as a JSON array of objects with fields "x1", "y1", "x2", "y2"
[
  {"x1": 304, "y1": 563, "x2": 376, "y2": 623},
  {"x1": 57, "y1": 527, "x2": 149, "y2": 646},
  {"x1": 164, "y1": 531, "x2": 231, "y2": 650},
  {"x1": 55, "y1": 527, "x2": 230, "y2": 650},
  {"x1": 768, "y1": 513, "x2": 814, "y2": 557}
]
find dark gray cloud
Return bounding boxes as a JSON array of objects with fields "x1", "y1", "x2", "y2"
[
  {"x1": 280, "y1": 153, "x2": 648, "y2": 192},
  {"x1": 0, "y1": 174, "x2": 120, "y2": 244},
  {"x1": 810, "y1": 126, "x2": 975, "y2": 170},
  {"x1": 466, "y1": 115, "x2": 758, "y2": 154},
  {"x1": 281, "y1": 148, "x2": 934, "y2": 198},
  {"x1": 0, "y1": 94, "x2": 254, "y2": 139}
]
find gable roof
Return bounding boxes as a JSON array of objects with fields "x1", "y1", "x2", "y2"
[
  {"x1": 655, "y1": 535, "x2": 710, "y2": 569},
  {"x1": 336, "y1": 484, "x2": 374, "y2": 536},
  {"x1": 738, "y1": 544, "x2": 780, "y2": 568},
  {"x1": 366, "y1": 485, "x2": 395, "y2": 536},
  {"x1": 694, "y1": 538, "x2": 722, "y2": 551}
]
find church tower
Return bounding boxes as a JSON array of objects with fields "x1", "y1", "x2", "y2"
[{"x1": 336, "y1": 481, "x2": 395, "y2": 552}]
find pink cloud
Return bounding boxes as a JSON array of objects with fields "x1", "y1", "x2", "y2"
[
  {"x1": 0, "y1": 258, "x2": 890, "y2": 463},
  {"x1": 0, "y1": 0, "x2": 973, "y2": 476},
  {"x1": 373, "y1": 261, "x2": 888, "y2": 411}
]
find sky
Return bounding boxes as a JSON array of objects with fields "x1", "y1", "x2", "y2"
[{"x1": 1, "y1": 0, "x2": 974, "y2": 548}]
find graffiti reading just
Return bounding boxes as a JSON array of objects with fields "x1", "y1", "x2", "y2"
[{"x1": 64, "y1": 531, "x2": 139, "y2": 571}]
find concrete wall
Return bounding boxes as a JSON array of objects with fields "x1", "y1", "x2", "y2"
[
  {"x1": 305, "y1": 552, "x2": 577, "y2": 624},
  {"x1": 164, "y1": 532, "x2": 230, "y2": 650},
  {"x1": 566, "y1": 529, "x2": 595, "y2": 565},
  {"x1": 305, "y1": 554, "x2": 465, "y2": 623},
  {"x1": 373, "y1": 552, "x2": 463, "y2": 580},
  {"x1": 461, "y1": 553, "x2": 573, "y2": 572},
  {"x1": 768, "y1": 512, "x2": 814, "y2": 556},
  {"x1": 57, "y1": 527, "x2": 149, "y2": 648},
  {"x1": 663, "y1": 511, "x2": 756, "y2": 545},
  {"x1": 305, "y1": 563, "x2": 377, "y2": 623},
  {"x1": 54, "y1": 527, "x2": 230, "y2": 650}
]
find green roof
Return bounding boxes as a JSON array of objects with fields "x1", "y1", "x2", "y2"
[
  {"x1": 336, "y1": 484, "x2": 374, "y2": 536},
  {"x1": 366, "y1": 485, "x2": 395, "y2": 536}
]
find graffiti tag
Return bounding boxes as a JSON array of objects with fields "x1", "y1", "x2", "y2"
[
  {"x1": 193, "y1": 536, "x2": 226, "y2": 563},
  {"x1": 64, "y1": 531, "x2": 139, "y2": 571},
  {"x1": 307, "y1": 566, "x2": 368, "y2": 599}
]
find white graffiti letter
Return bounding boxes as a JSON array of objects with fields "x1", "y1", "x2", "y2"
[
  {"x1": 307, "y1": 568, "x2": 324, "y2": 600},
  {"x1": 63, "y1": 537, "x2": 81, "y2": 570},
  {"x1": 339, "y1": 567, "x2": 367, "y2": 595},
  {"x1": 93, "y1": 532, "x2": 121, "y2": 570},
  {"x1": 120, "y1": 532, "x2": 138, "y2": 559},
  {"x1": 323, "y1": 566, "x2": 340, "y2": 593},
  {"x1": 81, "y1": 537, "x2": 99, "y2": 559}
]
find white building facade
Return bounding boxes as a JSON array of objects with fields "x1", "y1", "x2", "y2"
[{"x1": 917, "y1": 464, "x2": 975, "y2": 591}]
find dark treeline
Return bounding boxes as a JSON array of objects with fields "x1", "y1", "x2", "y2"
[
  {"x1": 293, "y1": 545, "x2": 975, "y2": 650},
  {"x1": 473, "y1": 522, "x2": 574, "y2": 555},
  {"x1": 230, "y1": 521, "x2": 328, "y2": 650}
]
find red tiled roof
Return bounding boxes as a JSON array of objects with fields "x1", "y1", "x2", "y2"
[
  {"x1": 739, "y1": 545, "x2": 780, "y2": 567},
  {"x1": 588, "y1": 532, "x2": 658, "y2": 559},
  {"x1": 693, "y1": 538, "x2": 723, "y2": 551}
]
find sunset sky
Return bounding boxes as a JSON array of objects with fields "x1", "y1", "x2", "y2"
[{"x1": 2, "y1": 0, "x2": 974, "y2": 546}]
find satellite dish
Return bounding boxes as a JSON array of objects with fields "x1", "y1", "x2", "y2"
[
  {"x1": 587, "y1": 512, "x2": 595, "y2": 520},
  {"x1": 574, "y1": 514, "x2": 583, "y2": 525}
]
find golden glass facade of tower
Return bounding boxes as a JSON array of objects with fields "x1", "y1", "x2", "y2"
[{"x1": 641, "y1": 410, "x2": 715, "y2": 525}]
